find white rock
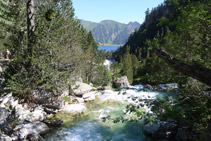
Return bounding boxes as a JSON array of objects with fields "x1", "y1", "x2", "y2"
[
  {"x1": 62, "y1": 103, "x2": 87, "y2": 114},
  {"x1": 75, "y1": 97, "x2": 85, "y2": 103},
  {"x1": 72, "y1": 82, "x2": 96, "y2": 96},
  {"x1": 0, "y1": 93, "x2": 13, "y2": 107},
  {"x1": 15, "y1": 105, "x2": 31, "y2": 121},
  {"x1": 30, "y1": 107, "x2": 47, "y2": 121},
  {"x1": 15, "y1": 105, "x2": 46, "y2": 122},
  {"x1": 83, "y1": 91, "x2": 96, "y2": 102},
  {"x1": 10, "y1": 100, "x2": 19, "y2": 108},
  {"x1": 0, "y1": 134, "x2": 12, "y2": 141}
]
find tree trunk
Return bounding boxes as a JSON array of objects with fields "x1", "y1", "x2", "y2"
[
  {"x1": 26, "y1": 0, "x2": 35, "y2": 44},
  {"x1": 155, "y1": 48, "x2": 211, "y2": 87},
  {"x1": 26, "y1": 0, "x2": 35, "y2": 69}
]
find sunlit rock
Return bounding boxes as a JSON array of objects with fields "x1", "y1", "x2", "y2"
[
  {"x1": 72, "y1": 81, "x2": 96, "y2": 96},
  {"x1": 62, "y1": 103, "x2": 87, "y2": 114},
  {"x1": 83, "y1": 91, "x2": 96, "y2": 102}
]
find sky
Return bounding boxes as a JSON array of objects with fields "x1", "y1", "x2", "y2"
[{"x1": 72, "y1": 0, "x2": 164, "y2": 24}]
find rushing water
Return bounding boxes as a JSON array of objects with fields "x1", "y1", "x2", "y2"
[
  {"x1": 46, "y1": 103, "x2": 152, "y2": 141},
  {"x1": 46, "y1": 87, "x2": 173, "y2": 141}
]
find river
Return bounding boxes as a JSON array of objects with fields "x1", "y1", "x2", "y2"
[{"x1": 45, "y1": 85, "x2": 173, "y2": 141}]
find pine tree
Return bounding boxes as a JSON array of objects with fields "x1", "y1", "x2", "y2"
[
  {"x1": 3, "y1": 0, "x2": 104, "y2": 98},
  {"x1": 121, "y1": 45, "x2": 133, "y2": 83}
]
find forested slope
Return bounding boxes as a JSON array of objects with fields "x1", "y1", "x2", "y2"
[
  {"x1": 113, "y1": 0, "x2": 211, "y2": 85},
  {"x1": 111, "y1": 0, "x2": 211, "y2": 139},
  {"x1": 0, "y1": 0, "x2": 111, "y2": 97},
  {"x1": 81, "y1": 20, "x2": 140, "y2": 45}
]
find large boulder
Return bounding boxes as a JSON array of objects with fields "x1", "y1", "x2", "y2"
[
  {"x1": 13, "y1": 121, "x2": 49, "y2": 140},
  {"x1": 72, "y1": 82, "x2": 96, "y2": 96},
  {"x1": 0, "y1": 93, "x2": 47, "y2": 122},
  {"x1": 143, "y1": 120, "x2": 178, "y2": 140},
  {"x1": 33, "y1": 89, "x2": 69, "y2": 108},
  {"x1": 144, "y1": 84, "x2": 154, "y2": 90},
  {"x1": 62, "y1": 103, "x2": 87, "y2": 114},
  {"x1": 82, "y1": 91, "x2": 96, "y2": 102},
  {"x1": 143, "y1": 122, "x2": 160, "y2": 136},
  {"x1": 15, "y1": 105, "x2": 47, "y2": 122},
  {"x1": 115, "y1": 76, "x2": 130, "y2": 88}
]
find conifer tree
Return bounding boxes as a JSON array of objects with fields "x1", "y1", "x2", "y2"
[
  {"x1": 121, "y1": 45, "x2": 133, "y2": 83},
  {"x1": 3, "y1": 0, "x2": 103, "y2": 98}
]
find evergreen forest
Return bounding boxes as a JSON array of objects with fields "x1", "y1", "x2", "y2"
[
  {"x1": 112, "y1": 0, "x2": 211, "y2": 139},
  {"x1": 0, "y1": 0, "x2": 210, "y2": 140}
]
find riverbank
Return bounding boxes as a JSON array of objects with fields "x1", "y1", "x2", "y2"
[{"x1": 0, "y1": 77, "x2": 182, "y2": 141}]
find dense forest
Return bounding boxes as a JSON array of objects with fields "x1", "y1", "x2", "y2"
[
  {"x1": 112, "y1": 0, "x2": 211, "y2": 139},
  {"x1": 0, "y1": 0, "x2": 113, "y2": 96},
  {"x1": 114, "y1": 0, "x2": 211, "y2": 85}
]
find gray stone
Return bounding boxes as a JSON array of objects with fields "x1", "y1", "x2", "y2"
[
  {"x1": 115, "y1": 76, "x2": 130, "y2": 88},
  {"x1": 26, "y1": 133, "x2": 44, "y2": 141},
  {"x1": 33, "y1": 89, "x2": 69, "y2": 109},
  {"x1": 0, "y1": 108, "x2": 10, "y2": 126},
  {"x1": 143, "y1": 122, "x2": 160, "y2": 135},
  {"x1": 14, "y1": 121, "x2": 49, "y2": 140},
  {"x1": 144, "y1": 84, "x2": 153, "y2": 90},
  {"x1": 43, "y1": 120, "x2": 63, "y2": 127},
  {"x1": 72, "y1": 82, "x2": 96, "y2": 96}
]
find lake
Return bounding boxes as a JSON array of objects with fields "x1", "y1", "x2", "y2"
[{"x1": 98, "y1": 45, "x2": 120, "y2": 51}]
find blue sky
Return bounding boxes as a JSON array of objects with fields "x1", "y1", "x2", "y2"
[{"x1": 72, "y1": 0, "x2": 164, "y2": 24}]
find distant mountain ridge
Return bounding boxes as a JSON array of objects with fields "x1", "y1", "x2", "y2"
[{"x1": 80, "y1": 19, "x2": 140, "y2": 45}]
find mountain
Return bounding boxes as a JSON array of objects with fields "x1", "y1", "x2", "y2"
[
  {"x1": 80, "y1": 19, "x2": 98, "y2": 31},
  {"x1": 80, "y1": 19, "x2": 140, "y2": 45},
  {"x1": 113, "y1": 22, "x2": 140, "y2": 45}
]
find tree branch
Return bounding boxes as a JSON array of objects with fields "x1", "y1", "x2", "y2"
[{"x1": 154, "y1": 48, "x2": 211, "y2": 87}]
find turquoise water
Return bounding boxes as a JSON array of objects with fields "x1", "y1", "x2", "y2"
[
  {"x1": 46, "y1": 88, "x2": 173, "y2": 141},
  {"x1": 46, "y1": 103, "x2": 151, "y2": 141},
  {"x1": 98, "y1": 45, "x2": 120, "y2": 51}
]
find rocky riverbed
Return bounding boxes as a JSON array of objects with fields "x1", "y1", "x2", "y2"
[{"x1": 0, "y1": 77, "x2": 180, "y2": 140}]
